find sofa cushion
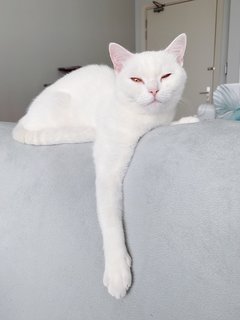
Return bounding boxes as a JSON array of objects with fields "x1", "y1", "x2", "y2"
[{"x1": 1, "y1": 120, "x2": 240, "y2": 320}]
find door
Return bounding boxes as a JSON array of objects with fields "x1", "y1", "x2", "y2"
[{"x1": 146, "y1": 0, "x2": 218, "y2": 118}]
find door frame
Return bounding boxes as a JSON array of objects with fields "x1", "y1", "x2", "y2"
[{"x1": 138, "y1": 0, "x2": 230, "y2": 90}]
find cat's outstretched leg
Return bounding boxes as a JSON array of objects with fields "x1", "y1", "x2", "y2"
[
  {"x1": 13, "y1": 91, "x2": 95, "y2": 145},
  {"x1": 94, "y1": 138, "x2": 136, "y2": 299}
]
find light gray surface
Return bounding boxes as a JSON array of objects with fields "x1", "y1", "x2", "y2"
[
  {"x1": 0, "y1": 0, "x2": 135, "y2": 122},
  {"x1": 1, "y1": 120, "x2": 240, "y2": 319},
  {"x1": 227, "y1": 0, "x2": 240, "y2": 83}
]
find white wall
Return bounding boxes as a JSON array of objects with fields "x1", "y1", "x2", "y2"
[
  {"x1": 135, "y1": 0, "x2": 183, "y2": 52},
  {"x1": 135, "y1": 0, "x2": 158, "y2": 52},
  {"x1": 0, "y1": 0, "x2": 135, "y2": 122},
  {"x1": 227, "y1": 0, "x2": 240, "y2": 83},
  {"x1": 135, "y1": 0, "x2": 231, "y2": 50}
]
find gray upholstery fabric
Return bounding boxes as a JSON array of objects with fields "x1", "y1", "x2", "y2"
[{"x1": 1, "y1": 120, "x2": 240, "y2": 320}]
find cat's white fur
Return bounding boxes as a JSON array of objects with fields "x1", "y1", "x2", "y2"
[{"x1": 13, "y1": 34, "x2": 193, "y2": 299}]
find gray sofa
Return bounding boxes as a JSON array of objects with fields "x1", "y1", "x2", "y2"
[{"x1": 1, "y1": 120, "x2": 240, "y2": 320}]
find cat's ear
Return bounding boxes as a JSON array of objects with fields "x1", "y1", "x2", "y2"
[
  {"x1": 164, "y1": 33, "x2": 187, "y2": 66},
  {"x1": 109, "y1": 43, "x2": 133, "y2": 72}
]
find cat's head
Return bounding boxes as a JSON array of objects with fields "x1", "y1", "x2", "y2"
[{"x1": 109, "y1": 34, "x2": 187, "y2": 114}]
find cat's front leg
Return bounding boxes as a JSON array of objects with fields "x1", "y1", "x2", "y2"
[
  {"x1": 93, "y1": 138, "x2": 136, "y2": 299},
  {"x1": 103, "y1": 241, "x2": 132, "y2": 299}
]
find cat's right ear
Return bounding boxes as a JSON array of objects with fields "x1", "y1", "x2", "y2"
[
  {"x1": 164, "y1": 33, "x2": 187, "y2": 66},
  {"x1": 109, "y1": 43, "x2": 133, "y2": 73}
]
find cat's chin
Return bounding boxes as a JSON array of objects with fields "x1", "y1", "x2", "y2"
[
  {"x1": 148, "y1": 100, "x2": 162, "y2": 107},
  {"x1": 143, "y1": 100, "x2": 164, "y2": 110},
  {"x1": 141, "y1": 99, "x2": 175, "y2": 114}
]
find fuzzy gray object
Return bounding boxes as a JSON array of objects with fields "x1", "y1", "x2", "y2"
[{"x1": 1, "y1": 120, "x2": 240, "y2": 320}]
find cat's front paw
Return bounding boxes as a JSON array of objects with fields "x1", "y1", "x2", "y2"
[
  {"x1": 103, "y1": 253, "x2": 132, "y2": 299},
  {"x1": 171, "y1": 116, "x2": 200, "y2": 125}
]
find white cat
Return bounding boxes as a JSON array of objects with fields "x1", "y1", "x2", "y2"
[{"x1": 13, "y1": 34, "x2": 191, "y2": 299}]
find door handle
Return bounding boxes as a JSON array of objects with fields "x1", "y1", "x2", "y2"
[
  {"x1": 199, "y1": 91, "x2": 210, "y2": 94},
  {"x1": 207, "y1": 66, "x2": 215, "y2": 71},
  {"x1": 199, "y1": 86, "x2": 211, "y2": 95},
  {"x1": 199, "y1": 86, "x2": 211, "y2": 102}
]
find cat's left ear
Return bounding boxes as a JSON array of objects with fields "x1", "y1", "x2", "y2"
[
  {"x1": 109, "y1": 43, "x2": 133, "y2": 72},
  {"x1": 164, "y1": 33, "x2": 187, "y2": 66}
]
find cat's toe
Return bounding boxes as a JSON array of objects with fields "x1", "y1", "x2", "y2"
[
  {"x1": 103, "y1": 255, "x2": 132, "y2": 299},
  {"x1": 171, "y1": 116, "x2": 200, "y2": 126}
]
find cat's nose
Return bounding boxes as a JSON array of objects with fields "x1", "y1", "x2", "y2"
[{"x1": 149, "y1": 89, "x2": 159, "y2": 97}]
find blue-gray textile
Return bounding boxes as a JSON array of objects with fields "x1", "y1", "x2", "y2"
[{"x1": 1, "y1": 120, "x2": 240, "y2": 320}]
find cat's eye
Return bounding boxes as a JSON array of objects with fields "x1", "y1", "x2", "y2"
[
  {"x1": 161, "y1": 73, "x2": 172, "y2": 80},
  {"x1": 130, "y1": 77, "x2": 144, "y2": 83}
]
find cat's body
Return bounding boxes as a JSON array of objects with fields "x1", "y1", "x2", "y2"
[{"x1": 13, "y1": 34, "x2": 190, "y2": 299}]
